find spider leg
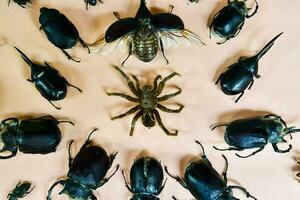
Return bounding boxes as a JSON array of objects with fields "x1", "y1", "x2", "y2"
[
  {"x1": 129, "y1": 110, "x2": 143, "y2": 136},
  {"x1": 156, "y1": 72, "x2": 180, "y2": 95},
  {"x1": 153, "y1": 75, "x2": 162, "y2": 91},
  {"x1": 113, "y1": 65, "x2": 139, "y2": 96},
  {"x1": 157, "y1": 103, "x2": 184, "y2": 113},
  {"x1": 131, "y1": 75, "x2": 142, "y2": 92},
  {"x1": 107, "y1": 92, "x2": 139, "y2": 102},
  {"x1": 111, "y1": 106, "x2": 140, "y2": 120},
  {"x1": 157, "y1": 87, "x2": 182, "y2": 101},
  {"x1": 153, "y1": 109, "x2": 178, "y2": 136}
]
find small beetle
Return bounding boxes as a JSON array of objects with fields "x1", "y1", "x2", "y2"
[
  {"x1": 7, "y1": 181, "x2": 34, "y2": 200},
  {"x1": 14, "y1": 47, "x2": 82, "y2": 110},
  {"x1": 210, "y1": 0, "x2": 259, "y2": 44},
  {"x1": 39, "y1": 7, "x2": 90, "y2": 62},
  {"x1": 8, "y1": 0, "x2": 31, "y2": 8},
  {"x1": 122, "y1": 157, "x2": 167, "y2": 200},
  {"x1": 47, "y1": 129, "x2": 119, "y2": 200},
  {"x1": 211, "y1": 114, "x2": 300, "y2": 158},
  {"x1": 0, "y1": 115, "x2": 73, "y2": 159},
  {"x1": 93, "y1": 0, "x2": 203, "y2": 65},
  {"x1": 84, "y1": 0, "x2": 103, "y2": 10},
  {"x1": 165, "y1": 141, "x2": 257, "y2": 200},
  {"x1": 215, "y1": 32, "x2": 283, "y2": 103}
]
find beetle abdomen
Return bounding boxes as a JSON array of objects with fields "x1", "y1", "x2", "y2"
[
  {"x1": 212, "y1": 6, "x2": 244, "y2": 37},
  {"x1": 220, "y1": 66, "x2": 253, "y2": 95},
  {"x1": 133, "y1": 27, "x2": 158, "y2": 62}
]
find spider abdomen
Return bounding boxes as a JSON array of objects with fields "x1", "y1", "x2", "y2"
[{"x1": 133, "y1": 26, "x2": 158, "y2": 62}]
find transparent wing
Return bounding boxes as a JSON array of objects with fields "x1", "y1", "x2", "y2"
[{"x1": 158, "y1": 29, "x2": 205, "y2": 49}]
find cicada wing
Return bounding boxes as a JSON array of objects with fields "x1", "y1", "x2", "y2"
[{"x1": 158, "y1": 29, "x2": 205, "y2": 49}]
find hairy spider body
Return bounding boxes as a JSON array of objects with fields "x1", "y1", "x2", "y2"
[{"x1": 108, "y1": 66, "x2": 183, "y2": 136}]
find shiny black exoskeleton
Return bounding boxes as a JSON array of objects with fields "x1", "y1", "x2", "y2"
[
  {"x1": 47, "y1": 129, "x2": 119, "y2": 200},
  {"x1": 8, "y1": 0, "x2": 31, "y2": 8},
  {"x1": 122, "y1": 157, "x2": 166, "y2": 200},
  {"x1": 215, "y1": 32, "x2": 283, "y2": 103},
  {"x1": 84, "y1": 0, "x2": 103, "y2": 10},
  {"x1": 165, "y1": 141, "x2": 256, "y2": 200},
  {"x1": 0, "y1": 116, "x2": 73, "y2": 159},
  {"x1": 7, "y1": 181, "x2": 34, "y2": 200},
  {"x1": 102, "y1": 0, "x2": 201, "y2": 65},
  {"x1": 210, "y1": 0, "x2": 259, "y2": 44},
  {"x1": 14, "y1": 47, "x2": 82, "y2": 110},
  {"x1": 39, "y1": 7, "x2": 90, "y2": 62},
  {"x1": 212, "y1": 114, "x2": 300, "y2": 158}
]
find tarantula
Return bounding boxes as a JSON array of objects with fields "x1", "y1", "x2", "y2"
[{"x1": 107, "y1": 66, "x2": 184, "y2": 136}]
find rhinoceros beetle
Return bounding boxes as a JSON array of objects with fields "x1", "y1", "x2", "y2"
[
  {"x1": 211, "y1": 114, "x2": 300, "y2": 158},
  {"x1": 95, "y1": 0, "x2": 203, "y2": 65},
  {"x1": 165, "y1": 141, "x2": 257, "y2": 200},
  {"x1": 0, "y1": 115, "x2": 73, "y2": 159},
  {"x1": 47, "y1": 129, "x2": 119, "y2": 200},
  {"x1": 84, "y1": 0, "x2": 103, "y2": 10},
  {"x1": 7, "y1": 181, "x2": 34, "y2": 200},
  {"x1": 14, "y1": 47, "x2": 82, "y2": 110},
  {"x1": 8, "y1": 0, "x2": 31, "y2": 8},
  {"x1": 39, "y1": 7, "x2": 90, "y2": 62},
  {"x1": 210, "y1": 0, "x2": 259, "y2": 44},
  {"x1": 215, "y1": 32, "x2": 283, "y2": 103},
  {"x1": 122, "y1": 157, "x2": 167, "y2": 200}
]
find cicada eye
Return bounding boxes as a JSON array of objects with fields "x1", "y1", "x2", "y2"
[
  {"x1": 89, "y1": 0, "x2": 97, "y2": 5},
  {"x1": 142, "y1": 112, "x2": 156, "y2": 128}
]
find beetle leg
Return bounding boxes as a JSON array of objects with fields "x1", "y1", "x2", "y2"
[
  {"x1": 157, "y1": 87, "x2": 182, "y2": 102},
  {"x1": 98, "y1": 0, "x2": 103, "y2": 3},
  {"x1": 235, "y1": 91, "x2": 244, "y2": 103},
  {"x1": 164, "y1": 166, "x2": 188, "y2": 189},
  {"x1": 84, "y1": 0, "x2": 89, "y2": 10},
  {"x1": 60, "y1": 49, "x2": 81, "y2": 63},
  {"x1": 227, "y1": 186, "x2": 257, "y2": 200},
  {"x1": 0, "y1": 149, "x2": 17, "y2": 159},
  {"x1": 121, "y1": 42, "x2": 132, "y2": 66},
  {"x1": 129, "y1": 111, "x2": 143, "y2": 136},
  {"x1": 169, "y1": 5, "x2": 174, "y2": 14},
  {"x1": 68, "y1": 140, "x2": 74, "y2": 167},
  {"x1": 272, "y1": 143, "x2": 292, "y2": 153},
  {"x1": 111, "y1": 106, "x2": 140, "y2": 120},
  {"x1": 195, "y1": 140, "x2": 213, "y2": 167},
  {"x1": 27, "y1": 79, "x2": 34, "y2": 83},
  {"x1": 112, "y1": 65, "x2": 139, "y2": 96},
  {"x1": 107, "y1": 92, "x2": 139, "y2": 102},
  {"x1": 113, "y1": 12, "x2": 121, "y2": 20},
  {"x1": 153, "y1": 109, "x2": 178, "y2": 136},
  {"x1": 45, "y1": 99, "x2": 61, "y2": 110},
  {"x1": 210, "y1": 123, "x2": 228, "y2": 130},
  {"x1": 158, "y1": 178, "x2": 168, "y2": 194},
  {"x1": 156, "y1": 72, "x2": 180, "y2": 96},
  {"x1": 213, "y1": 146, "x2": 243, "y2": 152},
  {"x1": 98, "y1": 165, "x2": 119, "y2": 187},
  {"x1": 67, "y1": 82, "x2": 83, "y2": 93},
  {"x1": 215, "y1": 73, "x2": 224, "y2": 85},
  {"x1": 246, "y1": 0, "x2": 259, "y2": 18},
  {"x1": 157, "y1": 104, "x2": 184, "y2": 113},
  {"x1": 221, "y1": 155, "x2": 229, "y2": 184},
  {"x1": 80, "y1": 128, "x2": 99, "y2": 151},
  {"x1": 159, "y1": 38, "x2": 169, "y2": 65},
  {"x1": 235, "y1": 146, "x2": 264, "y2": 158},
  {"x1": 90, "y1": 194, "x2": 97, "y2": 200},
  {"x1": 248, "y1": 79, "x2": 254, "y2": 90},
  {"x1": 121, "y1": 170, "x2": 134, "y2": 193},
  {"x1": 47, "y1": 180, "x2": 66, "y2": 200},
  {"x1": 108, "y1": 151, "x2": 118, "y2": 168},
  {"x1": 79, "y1": 37, "x2": 90, "y2": 53}
]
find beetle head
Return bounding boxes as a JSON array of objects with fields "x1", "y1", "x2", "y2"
[
  {"x1": 135, "y1": 0, "x2": 152, "y2": 19},
  {"x1": 231, "y1": 0, "x2": 248, "y2": 16},
  {"x1": 0, "y1": 118, "x2": 19, "y2": 159},
  {"x1": 39, "y1": 7, "x2": 60, "y2": 26},
  {"x1": 267, "y1": 119, "x2": 286, "y2": 144},
  {"x1": 142, "y1": 111, "x2": 156, "y2": 128}
]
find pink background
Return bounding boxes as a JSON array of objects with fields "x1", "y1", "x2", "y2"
[{"x1": 0, "y1": 0, "x2": 300, "y2": 199}]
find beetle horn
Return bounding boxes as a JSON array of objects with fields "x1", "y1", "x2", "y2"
[
  {"x1": 135, "y1": 0, "x2": 152, "y2": 19},
  {"x1": 255, "y1": 32, "x2": 283, "y2": 60},
  {"x1": 47, "y1": 180, "x2": 66, "y2": 200},
  {"x1": 14, "y1": 47, "x2": 34, "y2": 69}
]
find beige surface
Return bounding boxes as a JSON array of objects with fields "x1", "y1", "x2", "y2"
[{"x1": 0, "y1": 0, "x2": 300, "y2": 199}]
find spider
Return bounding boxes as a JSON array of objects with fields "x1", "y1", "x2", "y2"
[{"x1": 107, "y1": 66, "x2": 184, "y2": 136}]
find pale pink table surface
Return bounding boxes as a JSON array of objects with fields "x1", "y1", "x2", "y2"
[{"x1": 0, "y1": 0, "x2": 300, "y2": 199}]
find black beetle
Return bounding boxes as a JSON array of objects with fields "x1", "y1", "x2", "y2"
[
  {"x1": 8, "y1": 0, "x2": 31, "y2": 8},
  {"x1": 95, "y1": 0, "x2": 203, "y2": 65},
  {"x1": 39, "y1": 7, "x2": 90, "y2": 62},
  {"x1": 47, "y1": 129, "x2": 119, "y2": 200},
  {"x1": 211, "y1": 114, "x2": 300, "y2": 158},
  {"x1": 14, "y1": 47, "x2": 82, "y2": 110},
  {"x1": 165, "y1": 141, "x2": 257, "y2": 200},
  {"x1": 84, "y1": 0, "x2": 103, "y2": 10},
  {"x1": 0, "y1": 115, "x2": 73, "y2": 159},
  {"x1": 215, "y1": 32, "x2": 283, "y2": 103},
  {"x1": 210, "y1": 0, "x2": 259, "y2": 44},
  {"x1": 7, "y1": 181, "x2": 34, "y2": 200},
  {"x1": 122, "y1": 157, "x2": 167, "y2": 200}
]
